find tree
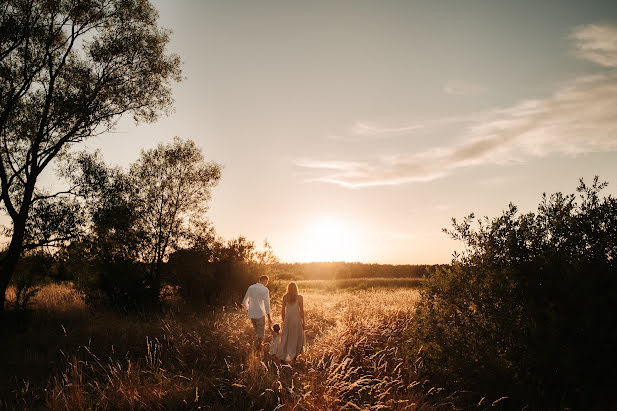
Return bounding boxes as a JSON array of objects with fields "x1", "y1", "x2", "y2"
[
  {"x1": 0, "y1": 0, "x2": 182, "y2": 310},
  {"x1": 130, "y1": 137, "x2": 221, "y2": 302},
  {"x1": 410, "y1": 177, "x2": 617, "y2": 408},
  {"x1": 54, "y1": 140, "x2": 219, "y2": 308}
]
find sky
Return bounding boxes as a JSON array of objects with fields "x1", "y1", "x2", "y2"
[{"x1": 80, "y1": 0, "x2": 617, "y2": 264}]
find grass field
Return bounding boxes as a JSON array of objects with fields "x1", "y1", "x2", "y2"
[
  {"x1": 294, "y1": 277, "x2": 424, "y2": 292},
  {"x1": 0, "y1": 279, "x2": 437, "y2": 410}
]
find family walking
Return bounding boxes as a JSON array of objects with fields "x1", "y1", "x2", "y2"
[{"x1": 242, "y1": 275, "x2": 305, "y2": 362}]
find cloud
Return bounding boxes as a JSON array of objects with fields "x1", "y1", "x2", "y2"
[
  {"x1": 327, "y1": 121, "x2": 426, "y2": 141},
  {"x1": 329, "y1": 115, "x2": 483, "y2": 142},
  {"x1": 443, "y1": 79, "x2": 488, "y2": 96},
  {"x1": 298, "y1": 24, "x2": 617, "y2": 188},
  {"x1": 571, "y1": 24, "x2": 617, "y2": 67},
  {"x1": 296, "y1": 154, "x2": 448, "y2": 188},
  {"x1": 350, "y1": 122, "x2": 425, "y2": 137}
]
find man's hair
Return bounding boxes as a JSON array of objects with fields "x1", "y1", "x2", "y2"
[{"x1": 259, "y1": 275, "x2": 269, "y2": 283}]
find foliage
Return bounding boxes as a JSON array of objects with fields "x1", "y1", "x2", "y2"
[
  {"x1": 129, "y1": 137, "x2": 221, "y2": 300},
  {"x1": 53, "y1": 152, "x2": 146, "y2": 308},
  {"x1": 60, "y1": 242, "x2": 149, "y2": 310},
  {"x1": 0, "y1": 0, "x2": 182, "y2": 310},
  {"x1": 410, "y1": 177, "x2": 617, "y2": 408},
  {"x1": 53, "y1": 138, "x2": 221, "y2": 309},
  {"x1": 22, "y1": 196, "x2": 86, "y2": 251},
  {"x1": 166, "y1": 236, "x2": 278, "y2": 307}
]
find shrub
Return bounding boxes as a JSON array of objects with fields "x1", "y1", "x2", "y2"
[
  {"x1": 410, "y1": 177, "x2": 617, "y2": 408},
  {"x1": 59, "y1": 241, "x2": 150, "y2": 310},
  {"x1": 166, "y1": 251, "x2": 261, "y2": 307},
  {"x1": 166, "y1": 236, "x2": 276, "y2": 307},
  {"x1": 166, "y1": 248, "x2": 217, "y2": 306}
]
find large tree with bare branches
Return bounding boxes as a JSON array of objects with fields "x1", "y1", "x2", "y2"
[{"x1": 0, "y1": 0, "x2": 182, "y2": 310}]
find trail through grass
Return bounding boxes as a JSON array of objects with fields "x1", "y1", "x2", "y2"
[{"x1": 1, "y1": 282, "x2": 432, "y2": 409}]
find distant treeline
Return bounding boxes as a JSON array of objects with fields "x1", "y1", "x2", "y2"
[{"x1": 271, "y1": 262, "x2": 447, "y2": 281}]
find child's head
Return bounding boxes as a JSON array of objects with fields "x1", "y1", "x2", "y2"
[{"x1": 272, "y1": 323, "x2": 280, "y2": 333}]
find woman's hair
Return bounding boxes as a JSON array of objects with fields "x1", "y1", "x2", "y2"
[{"x1": 286, "y1": 282, "x2": 299, "y2": 304}]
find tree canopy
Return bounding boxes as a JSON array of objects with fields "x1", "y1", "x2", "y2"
[{"x1": 0, "y1": 0, "x2": 182, "y2": 309}]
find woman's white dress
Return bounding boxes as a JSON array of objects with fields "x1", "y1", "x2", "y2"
[{"x1": 276, "y1": 299, "x2": 304, "y2": 361}]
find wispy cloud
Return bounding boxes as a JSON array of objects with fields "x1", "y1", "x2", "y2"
[
  {"x1": 328, "y1": 115, "x2": 483, "y2": 142},
  {"x1": 443, "y1": 79, "x2": 488, "y2": 96},
  {"x1": 327, "y1": 121, "x2": 425, "y2": 141},
  {"x1": 351, "y1": 122, "x2": 424, "y2": 137},
  {"x1": 298, "y1": 24, "x2": 617, "y2": 188},
  {"x1": 570, "y1": 24, "x2": 617, "y2": 67}
]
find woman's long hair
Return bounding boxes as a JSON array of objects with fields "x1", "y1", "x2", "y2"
[{"x1": 286, "y1": 282, "x2": 299, "y2": 304}]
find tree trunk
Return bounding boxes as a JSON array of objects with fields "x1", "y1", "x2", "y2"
[
  {"x1": 0, "y1": 217, "x2": 27, "y2": 312},
  {"x1": 152, "y1": 259, "x2": 164, "y2": 306}
]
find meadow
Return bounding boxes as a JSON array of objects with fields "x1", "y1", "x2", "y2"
[
  {"x1": 1, "y1": 279, "x2": 440, "y2": 410},
  {"x1": 294, "y1": 277, "x2": 423, "y2": 293}
]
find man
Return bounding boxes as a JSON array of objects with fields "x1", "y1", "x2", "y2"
[{"x1": 242, "y1": 275, "x2": 273, "y2": 349}]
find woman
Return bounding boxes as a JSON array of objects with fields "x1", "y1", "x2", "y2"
[{"x1": 276, "y1": 282, "x2": 305, "y2": 362}]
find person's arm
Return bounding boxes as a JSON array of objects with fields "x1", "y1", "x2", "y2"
[
  {"x1": 299, "y1": 295, "x2": 305, "y2": 330},
  {"x1": 281, "y1": 294, "x2": 287, "y2": 323},
  {"x1": 265, "y1": 288, "x2": 272, "y2": 327},
  {"x1": 242, "y1": 287, "x2": 250, "y2": 310}
]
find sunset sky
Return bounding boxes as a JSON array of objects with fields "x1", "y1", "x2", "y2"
[{"x1": 79, "y1": 0, "x2": 617, "y2": 264}]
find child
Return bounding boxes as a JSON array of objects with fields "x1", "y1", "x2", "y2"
[{"x1": 269, "y1": 324, "x2": 281, "y2": 355}]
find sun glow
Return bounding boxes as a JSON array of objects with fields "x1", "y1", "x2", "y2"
[{"x1": 294, "y1": 217, "x2": 364, "y2": 262}]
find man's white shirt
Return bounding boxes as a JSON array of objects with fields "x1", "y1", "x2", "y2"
[{"x1": 242, "y1": 283, "x2": 271, "y2": 319}]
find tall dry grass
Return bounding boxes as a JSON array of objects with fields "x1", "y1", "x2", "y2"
[
  {"x1": 5, "y1": 283, "x2": 86, "y2": 312},
  {"x1": 296, "y1": 277, "x2": 424, "y2": 292},
  {"x1": 286, "y1": 290, "x2": 427, "y2": 410},
  {"x1": 2, "y1": 282, "x2": 434, "y2": 409}
]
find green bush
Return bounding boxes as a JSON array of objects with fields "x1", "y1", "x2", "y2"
[{"x1": 410, "y1": 177, "x2": 617, "y2": 409}]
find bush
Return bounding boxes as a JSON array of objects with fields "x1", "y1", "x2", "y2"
[
  {"x1": 166, "y1": 236, "x2": 276, "y2": 308},
  {"x1": 166, "y1": 251, "x2": 255, "y2": 307},
  {"x1": 58, "y1": 241, "x2": 150, "y2": 310},
  {"x1": 167, "y1": 258, "x2": 270, "y2": 307},
  {"x1": 410, "y1": 177, "x2": 617, "y2": 409},
  {"x1": 166, "y1": 248, "x2": 217, "y2": 306}
]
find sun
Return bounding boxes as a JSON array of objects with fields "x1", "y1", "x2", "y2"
[{"x1": 296, "y1": 217, "x2": 363, "y2": 262}]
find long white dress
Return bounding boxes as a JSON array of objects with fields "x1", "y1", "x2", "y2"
[{"x1": 276, "y1": 298, "x2": 304, "y2": 361}]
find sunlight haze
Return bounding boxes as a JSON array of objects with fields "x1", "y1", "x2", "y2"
[{"x1": 80, "y1": 0, "x2": 617, "y2": 263}]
